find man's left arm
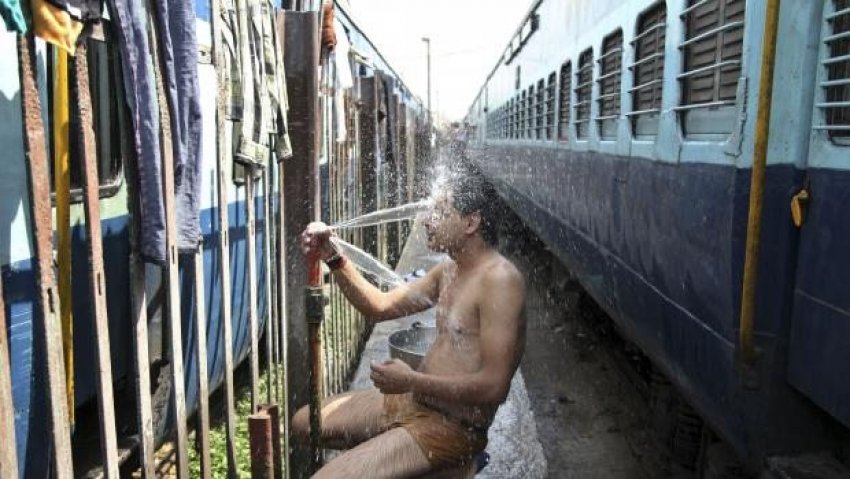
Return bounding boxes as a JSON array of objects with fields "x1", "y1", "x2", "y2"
[{"x1": 371, "y1": 266, "x2": 526, "y2": 407}]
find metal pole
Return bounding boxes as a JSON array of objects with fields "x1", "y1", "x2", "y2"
[{"x1": 422, "y1": 37, "x2": 431, "y2": 125}]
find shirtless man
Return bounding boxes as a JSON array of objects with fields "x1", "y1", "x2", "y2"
[{"x1": 294, "y1": 164, "x2": 526, "y2": 478}]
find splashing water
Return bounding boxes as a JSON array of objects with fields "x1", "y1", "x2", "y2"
[
  {"x1": 330, "y1": 237, "x2": 405, "y2": 288},
  {"x1": 330, "y1": 199, "x2": 433, "y2": 230}
]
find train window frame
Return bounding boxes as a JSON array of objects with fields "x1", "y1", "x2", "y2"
[
  {"x1": 575, "y1": 48, "x2": 594, "y2": 140},
  {"x1": 814, "y1": 0, "x2": 850, "y2": 145},
  {"x1": 513, "y1": 94, "x2": 520, "y2": 138},
  {"x1": 558, "y1": 61, "x2": 572, "y2": 142},
  {"x1": 677, "y1": 0, "x2": 746, "y2": 140},
  {"x1": 596, "y1": 29, "x2": 623, "y2": 140},
  {"x1": 546, "y1": 72, "x2": 556, "y2": 140},
  {"x1": 49, "y1": 26, "x2": 126, "y2": 204},
  {"x1": 628, "y1": 2, "x2": 667, "y2": 139}
]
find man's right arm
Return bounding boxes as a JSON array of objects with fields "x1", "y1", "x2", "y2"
[{"x1": 330, "y1": 260, "x2": 442, "y2": 322}]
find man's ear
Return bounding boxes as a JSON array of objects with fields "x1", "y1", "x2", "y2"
[{"x1": 465, "y1": 212, "x2": 482, "y2": 235}]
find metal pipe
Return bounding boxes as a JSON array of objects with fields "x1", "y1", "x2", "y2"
[
  {"x1": 249, "y1": 412, "x2": 274, "y2": 479},
  {"x1": 53, "y1": 49, "x2": 75, "y2": 428},
  {"x1": 739, "y1": 0, "x2": 781, "y2": 365}
]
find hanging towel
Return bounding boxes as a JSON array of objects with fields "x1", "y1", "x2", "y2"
[
  {"x1": 152, "y1": 0, "x2": 204, "y2": 251},
  {"x1": 1, "y1": 0, "x2": 26, "y2": 32},
  {"x1": 332, "y1": 17, "x2": 351, "y2": 142},
  {"x1": 31, "y1": 0, "x2": 84, "y2": 55},
  {"x1": 106, "y1": 0, "x2": 167, "y2": 263},
  {"x1": 44, "y1": 0, "x2": 100, "y2": 22},
  {"x1": 272, "y1": 7, "x2": 291, "y2": 160}
]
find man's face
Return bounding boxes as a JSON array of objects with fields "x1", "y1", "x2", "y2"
[{"x1": 423, "y1": 190, "x2": 464, "y2": 252}]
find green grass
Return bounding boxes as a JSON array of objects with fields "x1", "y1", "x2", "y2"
[{"x1": 188, "y1": 365, "x2": 284, "y2": 478}]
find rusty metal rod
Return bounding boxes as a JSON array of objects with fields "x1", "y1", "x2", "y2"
[{"x1": 249, "y1": 412, "x2": 274, "y2": 479}]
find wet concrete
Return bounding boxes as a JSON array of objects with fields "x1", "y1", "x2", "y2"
[{"x1": 503, "y1": 233, "x2": 673, "y2": 479}]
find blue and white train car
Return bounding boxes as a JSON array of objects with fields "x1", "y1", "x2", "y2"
[
  {"x1": 465, "y1": 0, "x2": 849, "y2": 469},
  {"x1": 0, "y1": 0, "x2": 424, "y2": 475}
]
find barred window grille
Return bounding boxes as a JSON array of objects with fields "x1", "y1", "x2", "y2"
[
  {"x1": 520, "y1": 90, "x2": 528, "y2": 138},
  {"x1": 514, "y1": 94, "x2": 521, "y2": 138},
  {"x1": 528, "y1": 85, "x2": 536, "y2": 138},
  {"x1": 629, "y1": 2, "x2": 666, "y2": 138},
  {"x1": 558, "y1": 62, "x2": 572, "y2": 140},
  {"x1": 678, "y1": 0, "x2": 745, "y2": 138},
  {"x1": 546, "y1": 72, "x2": 557, "y2": 140},
  {"x1": 596, "y1": 30, "x2": 623, "y2": 139},
  {"x1": 535, "y1": 79, "x2": 546, "y2": 139},
  {"x1": 575, "y1": 48, "x2": 594, "y2": 139},
  {"x1": 817, "y1": 0, "x2": 850, "y2": 142}
]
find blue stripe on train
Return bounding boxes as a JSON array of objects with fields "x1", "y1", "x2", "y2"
[{"x1": 2, "y1": 196, "x2": 273, "y2": 477}]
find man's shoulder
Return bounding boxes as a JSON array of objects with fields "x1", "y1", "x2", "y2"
[{"x1": 481, "y1": 254, "x2": 525, "y2": 291}]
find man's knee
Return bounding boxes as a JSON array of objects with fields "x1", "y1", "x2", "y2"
[{"x1": 291, "y1": 405, "x2": 310, "y2": 442}]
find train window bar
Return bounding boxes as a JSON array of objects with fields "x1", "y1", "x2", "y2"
[
  {"x1": 679, "y1": 0, "x2": 713, "y2": 18},
  {"x1": 672, "y1": 100, "x2": 736, "y2": 111},
  {"x1": 630, "y1": 23, "x2": 666, "y2": 45},
  {"x1": 826, "y1": 6, "x2": 850, "y2": 21},
  {"x1": 678, "y1": 21, "x2": 744, "y2": 49},
  {"x1": 625, "y1": 108, "x2": 661, "y2": 117},
  {"x1": 629, "y1": 79, "x2": 663, "y2": 94},
  {"x1": 628, "y1": 52, "x2": 664, "y2": 70},
  {"x1": 528, "y1": 85, "x2": 536, "y2": 138},
  {"x1": 677, "y1": 60, "x2": 742, "y2": 79},
  {"x1": 575, "y1": 48, "x2": 594, "y2": 139},
  {"x1": 816, "y1": 0, "x2": 850, "y2": 141}
]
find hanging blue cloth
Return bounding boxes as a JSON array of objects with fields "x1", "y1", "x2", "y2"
[
  {"x1": 107, "y1": 0, "x2": 167, "y2": 263},
  {"x1": 152, "y1": 0, "x2": 203, "y2": 252}
]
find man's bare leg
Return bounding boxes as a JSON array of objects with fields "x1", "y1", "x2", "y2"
[
  {"x1": 292, "y1": 389, "x2": 387, "y2": 449},
  {"x1": 313, "y1": 427, "x2": 433, "y2": 479}
]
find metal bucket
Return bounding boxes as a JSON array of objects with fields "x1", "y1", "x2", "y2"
[{"x1": 388, "y1": 322, "x2": 436, "y2": 370}]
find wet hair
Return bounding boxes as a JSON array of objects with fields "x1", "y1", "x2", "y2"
[{"x1": 445, "y1": 160, "x2": 500, "y2": 246}]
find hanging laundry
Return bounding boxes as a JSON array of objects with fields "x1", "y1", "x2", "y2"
[
  {"x1": 44, "y1": 0, "x2": 100, "y2": 22},
  {"x1": 267, "y1": 3, "x2": 291, "y2": 160},
  {"x1": 1, "y1": 0, "x2": 26, "y2": 32},
  {"x1": 333, "y1": 17, "x2": 352, "y2": 142},
  {"x1": 151, "y1": 0, "x2": 204, "y2": 251},
  {"x1": 106, "y1": 0, "x2": 166, "y2": 263},
  {"x1": 31, "y1": 0, "x2": 84, "y2": 55}
]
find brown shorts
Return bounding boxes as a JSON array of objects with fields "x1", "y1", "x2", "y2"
[{"x1": 382, "y1": 393, "x2": 488, "y2": 470}]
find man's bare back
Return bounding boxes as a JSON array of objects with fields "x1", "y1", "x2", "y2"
[{"x1": 415, "y1": 254, "x2": 526, "y2": 428}]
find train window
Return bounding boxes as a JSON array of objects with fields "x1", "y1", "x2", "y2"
[
  {"x1": 518, "y1": 90, "x2": 528, "y2": 138},
  {"x1": 575, "y1": 48, "x2": 594, "y2": 139},
  {"x1": 817, "y1": 0, "x2": 850, "y2": 144},
  {"x1": 513, "y1": 95, "x2": 520, "y2": 138},
  {"x1": 678, "y1": 0, "x2": 745, "y2": 139},
  {"x1": 50, "y1": 30, "x2": 125, "y2": 201},
  {"x1": 597, "y1": 30, "x2": 623, "y2": 139},
  {"x1": 528, "y1": 84, "x2": 536, "y2": 138},
  {"x1": 629, "y1": 2, "x2": 666, "y2": 138},
  {"x1": 536, "y1": 79, "x2": 545, "y2": 139},
  {"x1": 558, "y1": 62, "x2": 572, "y2": 141},
  {"x1": 546, "y1": 72, "x2": 557, "y2": 140}
]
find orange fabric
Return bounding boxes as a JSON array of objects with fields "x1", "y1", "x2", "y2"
[
  {"x1": 321, "y1": 2, "x2": 336, "y2": 51},
  {"x1": 31, "y1": 0, "x2": 83, "y2": 55},
  {"x1": 383, "y1": 393, "x2": 488, "y2": 470}
]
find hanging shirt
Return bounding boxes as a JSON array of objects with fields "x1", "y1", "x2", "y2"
[
  {"x1": 45, "y1": 0, "x2": 101, "y2": 22},
  {"x1": 1, "y1": 0, "x2": 26, "y2": 32}
]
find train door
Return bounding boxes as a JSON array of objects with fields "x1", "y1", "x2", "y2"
[{"x1": 786, "y1": 0, "x2": 850, "y2": 429}]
